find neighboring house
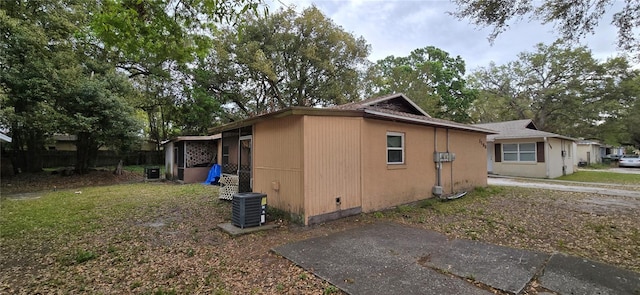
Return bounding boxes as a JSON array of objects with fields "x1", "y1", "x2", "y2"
[
  {"x1": 599, "y1": 144, "x2": 625, "y2": 158},
  {"x1": 208, "y1": 93, "x2": 494, "y2": 225},
  {"x1": 473, "y1": 119, "x2": 577, "y2": 179},
  {"x1": 0, "y1": 132, "x2": 11, "y2": 144},
  {"x1": 48, "y1": 134, "x2": 159, "y2": 151},
  {"x1": 163, "y1": 135, "x2": 220, "y2": 183},
  {"x1": 576, "y1": 140, "x2": 602, "y2": 165},
  {"x1": 1, "y1": 132, "x2": 13, "y2": 177}
]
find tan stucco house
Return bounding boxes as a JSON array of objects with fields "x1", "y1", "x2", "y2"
[
  {"x1": 576, "y1": 140, "x2": 602, "y2": 165},
  {"x1": 473, "y1": 119, "x2": 577, "y2": 178},
  {"x1": 209, "y1": 94, "x2": 494, "y2": 225}
]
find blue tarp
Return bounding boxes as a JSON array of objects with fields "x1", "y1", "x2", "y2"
[{"x1": 203, "y1": 164, "x2": 221, "y2": 185}]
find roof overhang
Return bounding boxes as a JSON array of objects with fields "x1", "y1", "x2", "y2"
[
  {"x1": 488, "y1": 134, "x2": 577, "y2": 142},
  {"x1": 208, "y1": 106, "x2": 496, "y2": 135},
  {"x1": 0, "y1": 133, "x2": 11, "y2": 143},
  {"x1": 363, "y1": 109, "x2": 497, "y2": 134},
  {"x1": 207, "y1": 107, "x2": 364, "y2": 134},
  {"x1": 164, "y1": 134, "x2": 221, "y2": 145}
]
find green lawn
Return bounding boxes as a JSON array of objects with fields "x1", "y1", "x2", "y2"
[
  {"x1": 0, "y1": 182, "x2": 342, "y2": 294},
  {"x1": 0, "y1": 183, "x2": 213, "y2": 240},
  {"x1": 556, "y1": 171, "x2": 640, "y2": 185}
]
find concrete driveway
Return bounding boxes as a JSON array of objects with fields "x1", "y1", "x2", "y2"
[
  {"x1": 273, "y1": 222, "x2": 640, "y2": 295},
  {"x1": 487, "y1": 177, "x2": 640, "y2": 198}
]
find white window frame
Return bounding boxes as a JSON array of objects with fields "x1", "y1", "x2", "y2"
[
  {"x1": 386, "y1": 132, "x2": 405, "y2": 164},
  {"x1": 503, "y1": 143, "x2": 536, "y2": 162}
]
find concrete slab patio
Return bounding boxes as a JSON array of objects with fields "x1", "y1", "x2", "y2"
[{"x1": 273, "y1": 222, "x2": 640, "y2": 295}]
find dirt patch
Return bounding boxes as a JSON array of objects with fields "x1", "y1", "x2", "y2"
[{"x1": 571, "y1": 196, "x2": 640, "y2": 214}]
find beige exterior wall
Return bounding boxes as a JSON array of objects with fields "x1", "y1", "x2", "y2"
[
  {"x1": 252, "y1": 116, "x2": 305, "y2": 220},
  {"x1": 576, "y1": 144, "x2": 601, "y2": 164},
  {"x1": 447, "y1": 129, "x2": 490, "y2": 191},
  {"x1": 249, "y1": 114, "x2": 489, "y2": 224},
  {"x1": 493, "y1": 138, "x2": 547, "y2": 178},
  {"x1": 360, "y1": 120, "x2": 433, "y2": 212},
  {"x1": 359, "y1": 120, "x2": 487, "y2": 212},
  {"x1": 302, "y1": 116, "x2": 362, "y2": 223},
  {"x1": 547, "y1": 138, "x2": 575, "y2": 178},
  {"x1": 183, "y1": 167, "x2": 210, "y2": 183},
  {"x1": 493, "y1": 137, "x2": 575, "y2": 178}
]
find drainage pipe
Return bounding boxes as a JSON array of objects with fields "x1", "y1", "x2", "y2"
[
  {"x1": 447, "y1": 128, "x2": 453, "y2": 194},
  {"x1": 434, "y1": 127, "x2": 441, "y2": 188}
]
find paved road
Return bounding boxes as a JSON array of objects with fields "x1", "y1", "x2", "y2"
[{"x1": 488, "y1": 177, "x2": 640, "y2": 198}]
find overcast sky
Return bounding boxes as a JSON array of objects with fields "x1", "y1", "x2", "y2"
[{"x1": 266, "y1": 0, "x2": 630, "y2": 72}]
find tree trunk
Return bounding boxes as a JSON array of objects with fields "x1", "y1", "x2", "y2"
[
  {"x1": 24, "y1": 132, "x2": 45, "y2": 173},
  {"x1": 113, "y1": 160, "x2": 123, "y2": 175},
  {"x1": 75, "y1": 132, "x2": 97, "y2": 174}
]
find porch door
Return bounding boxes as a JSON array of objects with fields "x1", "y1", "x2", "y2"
[{"x1": 238, "y1": 135, "x2": 252, "y2": 192}]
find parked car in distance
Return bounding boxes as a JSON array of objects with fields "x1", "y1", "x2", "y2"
[
  {"x1": 618, "y1": 155, "x2": 640, "y2": 167},
  {"x1": 603, "y1": 154, "x2": 622, "y2": 161}
]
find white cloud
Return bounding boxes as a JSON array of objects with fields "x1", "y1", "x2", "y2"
[{"x1": 266, "y1": 0, "x2": 635, "y2": 71}]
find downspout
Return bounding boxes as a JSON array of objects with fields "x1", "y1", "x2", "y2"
[
  {"x1": 560, "y1": 139, "x2": 567, "y2": 175},
  {"x1": 434, "y1": 127, "x2": 441, "y2": 188},
  {"x1": 544, "y1": 137, "x2": 550, "y2": 178},
  {"x1": 447, "y1": 128, "x2": 453, "y2": 194}
]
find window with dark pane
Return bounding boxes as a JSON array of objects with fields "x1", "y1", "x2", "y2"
[{"x1": 386, "y1": 132, "x2": 404, "y2": 164}]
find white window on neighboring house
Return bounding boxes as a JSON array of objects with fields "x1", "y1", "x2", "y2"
[
  {"x1": 503, "y1": 143, "x2": 536, "y2": 162},
  {"x1": 387, "y1": 132, "x2": 405, "y2": 164}
]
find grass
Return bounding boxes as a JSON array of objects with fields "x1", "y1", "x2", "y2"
[
  {"x1": 556, "y1": 171, "x2": 640, "y2": 185},
  {"x1": 0, "y1": 183, "x2": 213, "y2": 240},
  {"x1": 2, "y1": 176, "x2": 639, "y2": 293}
]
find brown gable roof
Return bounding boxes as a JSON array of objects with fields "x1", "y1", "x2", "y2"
[
  {"x1": 332, "y1": 93, "x2": 431, "y2": 117},
  {"x1": 208, "y1": 95, "x2": 495, "y2": 135},
  {"x1": 473, "y1": 119, "x2": 575, "y2": 142},
  {"x1": 363, "y1": 107, "x2": 495, "y2": 133}
]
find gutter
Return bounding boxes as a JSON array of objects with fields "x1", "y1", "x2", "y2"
[{"x1": 544, "y1": 137, "x2": 550, "y2": 178}]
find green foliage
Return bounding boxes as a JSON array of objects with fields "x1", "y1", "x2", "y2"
[
  {"x1": 452, "y1": 0, "x2": 640, "y2": 60},
  {"x1": 470, "y1": 186, "x2": 504, "y2": 198},
  {"x1": 556, "y1": 171, "x2": 640, "y2": 185},
  {"x1": 0, "y1": 183, "x2": 214, "y2": 240},
  {"x1": 73, "y1": 250, "x2": 98, "y2": 264},
  {"x1": 193, "y1": 6, "x2": 370, "y2": 119},
  {"x1": 364, "y1": 46, "x2": 476, "y2": 122},
  {"x1": 1, "y1": 0, "x2": 144, "y2": 173},
  {"x1": 468, "y1": 42, "x2": 638, "y2": 142},
  {"x1": 59, "y1": 70, "x2": 142, "y2": 173},
  {"x1": 323, "y1": 285, "x2": 339, "y2": 294},
  {"x1": 90, "y1": 0, "x2": 265, "y2": 77},
  {"x1": 0, "y1": 0, "x2": 80, "y2": 171}
]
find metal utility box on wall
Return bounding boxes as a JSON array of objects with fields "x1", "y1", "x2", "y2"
[
  {"x1": 232, "y1": 192, "x2": 267, "y2": 228},
  {"x1": 145, "y1": 167, "x2": 160, "y2": 179}
]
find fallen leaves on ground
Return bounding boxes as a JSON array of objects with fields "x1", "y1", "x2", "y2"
[{"x1": 1, "y1": 175, "x2": 638, "y2": 294}]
